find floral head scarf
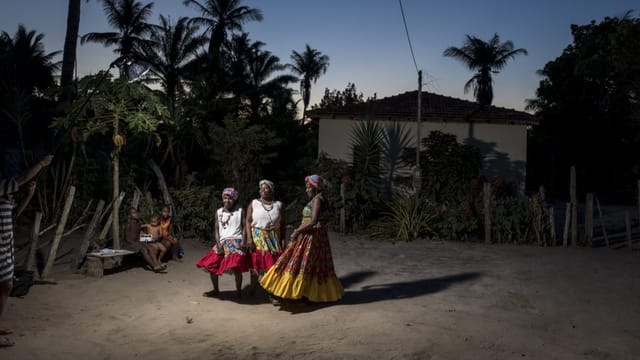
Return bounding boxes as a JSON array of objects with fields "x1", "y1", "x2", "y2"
[
  {"x1": 305, "y1": 174, "x2": 323, "y2": 190},
  {"x1": 222, "y1": 187, "x2": 238, "y2": 200},
  {"x1": 259, "y1": 179, "x2": 275, "y2": 192}
]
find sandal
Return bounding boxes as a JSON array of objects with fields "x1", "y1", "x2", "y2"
[
  {"x1": 202, "y1": 290, "x2": 219, "y2": 297},
  {"x1": 0, "y1": 337, "x2": 14, "y2": 347}
]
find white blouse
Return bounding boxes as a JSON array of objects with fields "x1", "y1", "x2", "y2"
[
  {"x1": 217, "y1": 207, "x2": 243, "y2": 239},
  {"x1": 250, "y1": 199, "x2": 282, "y2": 229}
]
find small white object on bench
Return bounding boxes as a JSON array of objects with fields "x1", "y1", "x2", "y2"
[{"x1": 139, "y1": 234, "x2": 153, "y2": 242}]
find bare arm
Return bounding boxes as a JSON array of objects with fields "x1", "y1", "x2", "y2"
[
  {"x1": 16, "y1": 182, "x2": 36, "y2": 218},
  {"x1": 245, "y1": 201, "x2": 254, "y2": 247},
  {"x1": 16, "y1": 155, "x2": 53, "y2": 187},
  {"x1": 213, "y1": 211, "x2": 220, "y2": 245}
]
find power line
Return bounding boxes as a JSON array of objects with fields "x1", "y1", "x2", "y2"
[{"x1": 398, "y1": 0, "x2": 419, "y2": 74}]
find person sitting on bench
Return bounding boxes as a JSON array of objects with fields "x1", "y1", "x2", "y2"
[
  {"x1": 159, "y1": 205, "x2": 180, "y2": 261},
  {"x1": 123, "y1": 207, "x2": 166, "y2": 272},
  {"x1": 140, "y1": 213, "x2": 168, "y2": 268}
]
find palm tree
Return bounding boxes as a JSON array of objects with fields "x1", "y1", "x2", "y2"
[
  {"x1": 80, "y1": 0, "x2": 154, "y2": 76},
  {"x1": 183, "y1": 0, "x2": 263, "y2": 65},
  {"x1": 141, "y1": 15, "x2": 207, "y2": 183},
  {"x1": 288, "y1": 44, "x2": 330, "y2": 121},
  {"x1": 443, "y1": 33, "x2": 527, "y2": 107},
  {"x1": 0, "y1": 25, "x2": 60, "y2": 157},
  {"x1": 225, "y1": 33, "x2": 296, "y2": 119},
  {"x1": 143, "y1": 15, "x2": 206, "y2": 118},
  {"x1": 0, "y1": 25, "x2": 60, "y2": 94}
]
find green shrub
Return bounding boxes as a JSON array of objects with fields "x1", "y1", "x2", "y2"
[
  {"x1": 170, "y1": 184, "x2": 218, "y2": 242},
  {"x1": 380, "y1": 194, "x2": 436, "y2": 242}
]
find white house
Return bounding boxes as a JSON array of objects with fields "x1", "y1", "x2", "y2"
[{"x1": 308, "y1": 91, "x2": 538, "y2": 192}]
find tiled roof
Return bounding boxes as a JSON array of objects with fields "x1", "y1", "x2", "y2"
[{"x1": 308, "y1": 91, "x2": 538, "y2": 125}]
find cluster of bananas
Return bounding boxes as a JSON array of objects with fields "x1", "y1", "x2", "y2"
[{"x1": 113, "y1": 133, "x2": 126, "y2": 151}]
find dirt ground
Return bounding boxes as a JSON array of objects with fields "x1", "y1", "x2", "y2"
[{"x1": 2, "y1": 232, "x2": 639, "y2": 359}]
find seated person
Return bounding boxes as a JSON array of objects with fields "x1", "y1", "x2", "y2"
[
  {"x1": 123, "y1": 208, "x2": 166, "y2": 272},
  {"x1": 159, "y1": 205, "x2": 180, "y2": 261},
  {"x1": 140, "y1": 213, "x2": 168, "y2": 267}
]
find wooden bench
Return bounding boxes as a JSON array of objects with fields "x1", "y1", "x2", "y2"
[{"x1": 85, "y1": 249, "x2": 136, "y2": 277}]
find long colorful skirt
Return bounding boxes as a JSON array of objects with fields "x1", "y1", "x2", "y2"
[
  {"x1": 250, "y1": 227, "x2": 282, "y2": 273},
  {"x1": 260, "y1": 227, "x2": 343, "y2": 302},
  {"x1": 195, "y1": 237, "x2": 249, "y2": 275}
]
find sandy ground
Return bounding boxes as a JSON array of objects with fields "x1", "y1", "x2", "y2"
[{"x1": 2, "y1": 233, "x2": 640, "y2": 359}]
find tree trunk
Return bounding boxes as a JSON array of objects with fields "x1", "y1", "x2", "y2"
[
  {"x1": 60, "y1": 0, "x2": 81, "y2": 103},
  {"x1": 112, "y1": 153, "x2": 120, "y2": 249}
]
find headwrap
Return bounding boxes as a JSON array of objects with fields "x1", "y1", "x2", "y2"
[
  {"x1": 222, "y1": 187, "x2": 238, "y2": 200},
  {"x1": 305, "y1": 174, "x2": 323, "y2": 190},
  {"x1": 259, "y1": 179, "x2": 275, "y2": 191}
]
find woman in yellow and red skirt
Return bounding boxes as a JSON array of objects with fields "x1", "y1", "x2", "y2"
[
  {"x1": 260, "y1": 175, "x2": 343, "y2": 302},
  {"x1": 246, "y1": 179, "x2": 286, "y2": 296}
]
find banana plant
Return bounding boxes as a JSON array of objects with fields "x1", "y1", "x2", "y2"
[{"x1": 53, "y1": 73, "x2": 168, "y2": 248}]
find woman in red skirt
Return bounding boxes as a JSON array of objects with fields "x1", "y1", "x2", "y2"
[{"x1": 196, "y1": 188, "x2": 249, "y2": 298}]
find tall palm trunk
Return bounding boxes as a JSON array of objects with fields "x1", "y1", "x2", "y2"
[{"x1": 60, "y1": 0, "x2": 82, "y2": 104}]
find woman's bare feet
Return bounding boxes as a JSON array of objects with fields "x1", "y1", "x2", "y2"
[{"x1": 203, "y1": 290, "x2": 219, "y2": 297}]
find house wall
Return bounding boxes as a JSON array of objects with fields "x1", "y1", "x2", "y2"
[{"x1": 318, "y1": 117, "x2": 528, "y2": 191}]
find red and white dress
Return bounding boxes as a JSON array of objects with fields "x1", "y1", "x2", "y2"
[{"x1": 196, "y1": 207, "x2": 249, "y2": 274}]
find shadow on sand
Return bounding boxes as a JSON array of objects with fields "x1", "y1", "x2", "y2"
[{"x1": 273, "y1": 271, "x2": 483, "y2": 314}]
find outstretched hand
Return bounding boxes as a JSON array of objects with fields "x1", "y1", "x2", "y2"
[{"x1": 40, "y1": 155, "x2": 54, "y2": 167}]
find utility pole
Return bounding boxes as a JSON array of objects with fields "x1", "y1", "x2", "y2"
[{"x1": 414, "y1": 70, "x2": 422, "y2": 197}]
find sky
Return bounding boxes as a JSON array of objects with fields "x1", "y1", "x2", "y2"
[{"x1": 0, "y1": 0, "x2": 637, "y2": 112}]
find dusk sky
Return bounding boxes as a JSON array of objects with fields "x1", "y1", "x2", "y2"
[{"x1": 1, "y1": 0, "x2": 637, "y2": 112}]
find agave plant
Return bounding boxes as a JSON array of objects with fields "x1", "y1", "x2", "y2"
[
  {"x1": 381, "y1": 193, "x2": 435, "y2": 242},
  {"x1": 348, "y1": 119, "x2": 384, "y2": 227},
  {"x1": 381, "y1": 121, "x2": 413, "y2": 199}
]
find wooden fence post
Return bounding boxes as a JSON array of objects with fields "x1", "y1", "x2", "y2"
[
  {"x1": 585, "y1": 193, "x2": 593, "y2": 247},
  {"x1": 42, "y1": 186, "x2": 76, "y2": 279},
  {"x1": 563, "y1": 202, "x2": 571, "y2": 247},
  {"x1": 339, "y1": 182, "x2": 346, "y2": 234},
  {"x1": 72, "y1": 199, "x2": 105, "y2": 271},
  {"x1": 25, "y1": 212, "x2": 42, "y2": 273},
  {"x1": 570, "y1": 166, "x2": 578, "y2": 246},
  {"x1": 484, "y1": 182, "x2": 491, "y2": 244},
  {"x1": 98, "y1": 192, "x2": 125, "y2": 247},
  {"x1": 625, "y1": 211, "x2": 632, "y2": 250},
  {"x1": 595, "y1": 196, "x2": 609, "y2": 248},
  {"x1": 549, "y1": 207, "x2": 555, "y2": 247},
  {"x1": 637, "y1": 179, "x2": 639, "y2": 236},
  {"x1": 132, "y1": 188, "x2": 141, "y2": 209}
]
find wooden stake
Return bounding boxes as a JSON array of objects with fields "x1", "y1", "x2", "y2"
[
  {"x1": 570, "y1": 166, "x2": 577, "y2": 246},
  {"x1": 42, "y1": 186, "x2": 76, "y2": 279},
  {"x1": 72, "y1": 199, "x2": 105, "y2": 271},
  {"x1": 25, "y1": 212, "x2": 42, "y2": 273},
  {"x1": 595, "y1": 195, "x2": 609, "y2": 248},
  {"x1": 98, "y1": 192, "x2": 125, "y2": 245},
  {"x1": 585, "y1": 193, "x2": 593, "y2": 247},
  {"x1": 484, "y1": 182, "x2": 491, "y2": 244},
  {"x1": 625, "y1": 211, "x2": 632, "y2": 250},
  {"x1": 563, "y1": 202, "x2": 571, "y2": 247},
  {"x1": 132, "y1": 188, "x2": 141, "y2": 209},
  {"x1": 549, "y1": 207, "x2": 555, "y2": 247}
]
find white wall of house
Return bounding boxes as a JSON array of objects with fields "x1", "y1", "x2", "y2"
[{"x1": 318, "y1": 117, "x2": 528, "y2": 190}]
